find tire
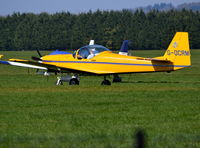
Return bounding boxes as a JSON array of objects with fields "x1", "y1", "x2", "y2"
[
  {"x1": 69, "y1": 78, "x2": 79, "y2": 85},
  {"x1": 113, "y1": 75, "x2": 122, "y2": 82},
  {"x1": 101, "y1": 80, "x2": 111, "y2": 85}
]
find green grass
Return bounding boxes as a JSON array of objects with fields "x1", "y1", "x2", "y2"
[{"x1": 0, "y1": 50, "x2": 200, "y2": 147}]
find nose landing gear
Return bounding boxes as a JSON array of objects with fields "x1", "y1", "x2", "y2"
[
  {"x1": 56, "y1": 75, "x2": 79, "y2": 85},
  {"x1": 69, "y1": 77, "x2": 79, "y2": 85}
]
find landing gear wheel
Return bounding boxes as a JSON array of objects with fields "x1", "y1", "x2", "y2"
[
  {"x1": 113, "y1": 74, "x2": 122, "y2": 82},
  {"x1": 101, "y1": 79, "x2": 111, "y2": 85},
  {"x1": 69, "y1": 78, "x2": 79, "y2": 85}
]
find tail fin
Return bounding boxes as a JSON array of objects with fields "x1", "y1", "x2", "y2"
[
  {"x1": 163, "y1": 32, "x2": 191, "y2": 68},
  {"x1": 89, "y1": 40, "x2": 94, "y2": 45},
  {"x1": 119, "y1": 40, "x2": 130, "y2": 55}
]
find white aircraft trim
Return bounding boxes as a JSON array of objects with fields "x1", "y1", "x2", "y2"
[
  {"x1": 119, "y1": 52, "x2": 128, "y2": 56},
  {"x1": 89, "y1": 40, "x2": 94, "y2": 45},
  {"x1": 9, "y1": 61, "x2": 47, "y2": 70}
]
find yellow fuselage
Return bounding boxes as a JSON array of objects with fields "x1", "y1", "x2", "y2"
[{"x1": 41, "y1": 51, "x2": 181, "y2": 75}]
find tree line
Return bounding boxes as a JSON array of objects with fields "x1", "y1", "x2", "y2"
[{"x1": 0, "y1": 9, "x2": 200, "y2": 51}]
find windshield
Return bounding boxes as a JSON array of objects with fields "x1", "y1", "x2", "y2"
[{"x1": 77, "y1": 45, "x2": 110, "y2": 59}]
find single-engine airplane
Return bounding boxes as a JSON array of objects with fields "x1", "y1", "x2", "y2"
[{"x1": 0, "y1": 32, "x2": 191, "y2": 85}]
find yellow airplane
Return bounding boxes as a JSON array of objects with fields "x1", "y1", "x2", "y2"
[{"x1": 0, "y1": 32, "x2": 191, "y2": 85}]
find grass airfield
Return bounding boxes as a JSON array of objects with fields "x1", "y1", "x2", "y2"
[{"x1": 0, "y1": 50, "x2": 200, "y2": 147}]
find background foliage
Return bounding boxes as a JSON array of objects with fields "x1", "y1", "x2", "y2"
[{"x1": 0, "y1": 9, "x2": 200, "y2": 51}]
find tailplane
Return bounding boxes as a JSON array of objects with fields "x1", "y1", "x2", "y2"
[{"x1": 163, "y1": 32, "x2": 191, "y2": 67}]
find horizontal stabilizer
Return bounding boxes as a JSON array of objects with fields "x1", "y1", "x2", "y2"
[{"x1": 136, "y1": 57, "x2": 170, "y2": 62}]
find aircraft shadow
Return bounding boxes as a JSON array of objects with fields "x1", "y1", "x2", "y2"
[
  {"x1": 120, "y1": 80, "x2": 180, "y2": 84},
  {"x1": 120, "y1": 81, "x2": 200, "y2": 84}
]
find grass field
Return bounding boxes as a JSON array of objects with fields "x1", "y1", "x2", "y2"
[{"x1": 0, "y1": 50, "x2": 200, "y2": 147}]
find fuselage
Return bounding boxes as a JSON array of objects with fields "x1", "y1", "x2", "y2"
[{"x1": 41, "y1": 51, "x2": 178, "y2": 75}]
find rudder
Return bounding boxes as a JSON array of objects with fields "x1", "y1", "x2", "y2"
[
  {"x1": 119, "y1": 40, "x2": 130, "y2": 55},
  {"x1": 163, "y1": 32, "x2": 191, "y2": 68}
]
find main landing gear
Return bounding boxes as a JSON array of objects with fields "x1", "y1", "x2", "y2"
[
  {"x1": 69, "y1": 77, "x2": 79, "y2": 85},
  {"x1": 56, "y1": 75, "x2": 116, "y2": 86},
  {"x1": 101, "y1": 76, "x2": 111, "y2": 85},
  {"x1": 101, "y1": 74, "x2": 122, "y2": 85},
  {"x1": 56, "y1": 75, "x2": 79, "y2": 85},
  {"x1": 112, "y1": 74, "x2": 122, "y2": 82}
]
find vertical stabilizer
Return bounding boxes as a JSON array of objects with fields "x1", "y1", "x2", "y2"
[
  {"x1": 119, "y1": 40, "x2": 130, "y2": 55},
  {"x1": 89, "y1": 40, "x2": 94, "y2": 45},
  {"x1": 163, "y1": 32, "x2": 191, "y2": 67}
]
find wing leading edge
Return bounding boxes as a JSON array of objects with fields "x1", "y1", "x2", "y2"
[{"x1": 1, "y1": 58, "x2": 98, "y2": 74}]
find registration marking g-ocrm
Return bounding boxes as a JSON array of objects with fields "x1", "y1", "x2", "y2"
[{"x1": 167, "y1": 50, "x2": 190, "y2": 56}]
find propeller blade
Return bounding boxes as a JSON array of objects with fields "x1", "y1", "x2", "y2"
[{"x1": 37, "y1": 49, "x2": 42, "y2": 57}]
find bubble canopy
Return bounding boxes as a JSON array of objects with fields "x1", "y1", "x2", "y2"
[{"x1": 76, "y1": 45, "x2": 110, "y2": 59}]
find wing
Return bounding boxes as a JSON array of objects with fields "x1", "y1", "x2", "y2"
[
  {"x1": 1, "y1": 59, "x2": 47, "y2": 70},
  {"x1": 0, "y1": 58, "x2": 95, "y2": 74}
]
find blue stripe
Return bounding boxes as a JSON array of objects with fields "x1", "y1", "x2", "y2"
[
  {"x1": 48, "y1": 50, "x2": 71, "y2": 55},
  {"x1": 42, "y1": 60, "x2": 190, "y2": 68},
  {"x1": 0, "y1": 60, "x2": 9, "y2": 65}
]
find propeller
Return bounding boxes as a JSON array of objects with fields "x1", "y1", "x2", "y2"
[
  {"x1": 32, "y1": 56, "x2": 42, "y2": 61},
  {"x1": 32, "y1": 49, "x2": 43, "y2": 61},
  {"x1": 37, "y1": 49, "x2": 42, "y2": 57},
  {"x1": 33, "y1": 49, "x2": 57, "y2": 75}
]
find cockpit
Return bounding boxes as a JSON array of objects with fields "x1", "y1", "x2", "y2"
[{"x1": 73, "y1": 45, "x2": 110, "y2": 59}]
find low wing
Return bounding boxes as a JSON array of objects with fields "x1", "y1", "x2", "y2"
[
  {"x1": 1, "y1": 59, "x2": 47, "y2": 70},
  {"x1": 0, "y1": 58, "x2": 95, "y2": 74}
]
